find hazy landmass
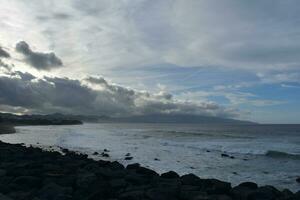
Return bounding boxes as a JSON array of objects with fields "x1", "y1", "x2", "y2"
[{"x1": 0, "y1": 113, "x2": 82, "y2": 133}]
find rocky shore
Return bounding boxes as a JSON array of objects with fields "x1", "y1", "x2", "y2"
[{"x1": 0, "y1": 141, "x2": 299, "y2": 200}]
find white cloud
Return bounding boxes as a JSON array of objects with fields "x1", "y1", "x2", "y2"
[{"x1": 1, "y1": 0, "x2": 300, "y2": 78}]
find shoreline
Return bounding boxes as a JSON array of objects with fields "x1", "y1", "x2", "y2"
[{"x1": 0, "y1": 140, "x2": 299, "y2": 200}]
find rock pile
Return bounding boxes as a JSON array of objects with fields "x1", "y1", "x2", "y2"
[{"x1": 0, "y1": 141, "x2": 299, "y2": 200}]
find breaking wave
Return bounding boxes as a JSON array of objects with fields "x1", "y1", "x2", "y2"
[{"x1": 265, "y1": 150, "x2": 300, "y2": 159}]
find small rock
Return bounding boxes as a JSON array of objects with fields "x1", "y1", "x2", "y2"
[
  {"x1": 101, "y1": 152, "x2": 110, "y2": 157},
  {"x1": 93, "y1": 152, "x2": 99, "y2": 155},
  {"x1": 125, "y1": 153, "x2": 131, "y2": 156},
  {"x1": 125, "y1": 156, "x2": 133, "y2": 160},
  {"x1": 230, "y1": 156, "x2": 235, "y2": 159},
  {"x1": 154, "y1": 158, "x2": 160, "y2": 161},
  {"x1": 221, "y1": 153, "x2": 230, "y2": 158},
  {"x1": 296, "y1": 177, "x2": 300, "y2": 183},
  {"x1": 103, "y1": 148, "x2": 109, "y2": 152}
]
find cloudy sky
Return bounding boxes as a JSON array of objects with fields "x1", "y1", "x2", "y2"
[{"x1": 0, "y1": 0, "x2": 300, "y2": 123}]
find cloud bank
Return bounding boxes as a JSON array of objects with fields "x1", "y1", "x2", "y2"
[
  {"x1": 0, "y1": 60, "x2": 236, "y2": 118},
  {"x1": 16, "y1": 41, "x2": 63, "y2": 70}
]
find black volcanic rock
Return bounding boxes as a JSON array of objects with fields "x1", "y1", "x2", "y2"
[
  {"x1": 0, "y1": 141, "x2": 298, "y2": 200},
  {"x1": 161, "y1": 171, "x2": 180, "y2": 179}
]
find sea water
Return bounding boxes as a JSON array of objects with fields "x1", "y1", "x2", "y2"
[{"x1": 0, "y1": 123, "x2": 299, "y2": 192}]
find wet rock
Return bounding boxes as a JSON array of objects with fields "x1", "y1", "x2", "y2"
[
  {"x1": 282, "y1": 189, "x2": 294, "y2": 198},
  {"x1": 124, "y1": 156, "x2": 133, "y2": 160},
  {"x1": 109, "y1": 161, "x2": 125, "y2": 171},
  {"x1": 181, "y1": 174, "x2": 203, "y2": 186},
  {"x1": 204, "y1": 179, "x2": 231, "y2": 195},
  {"x1": 247, "y1": 186, "x2": 281, "y2": 200},
  {"x1": 296, "y1": 177, "x2": 300, "y2": 183},
  {"x1": 103, "y1": 149, "x2": 109, "y2": 152},
  {"x1": 92, "y1": 152, "x2": 99, "y2": 155},
  {"x1": 101, "y1": 152, "x2": 110, "y2": 157},
  {"x1": 136, "y1": 166, "x2": 158, "y2": 177},
  {"x1": 154, "y1": 158, "x2": 160, "y2": 161},
  {"x1": 221, "y1": 153, "x2": 230, "y2": 158},
  {"x1": 125, "y1": 153, "x2": 130, "y2": 156},
  {"x1": 126, "y1": 163, "x2": 140, "y2": 170},
  {"x1": 161, "y1": 171, "x2": 180, "y2": 179},
  {"x1": 180, "y1": 186, "x2": 206, "y2": 200},
  {"x1": 238, "y1": 182, "x2": 258, "y2": 190}
]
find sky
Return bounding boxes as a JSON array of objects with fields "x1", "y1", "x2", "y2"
[{"x1": 0, "y1": 0, "x2": 300, "y2": 124}]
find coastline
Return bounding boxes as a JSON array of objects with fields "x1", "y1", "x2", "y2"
[
  {"x1": 0, "y1": 125, "x2": 16, "y2": 135},
  {"x1": 0, "y1": 140, "x2": 299, "y2": 200}
]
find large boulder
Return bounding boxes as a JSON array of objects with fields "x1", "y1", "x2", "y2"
[
  {"x1": 247, "y1": 186, "x2": 282, "y2": 200},
  {"x1": 161, "y1": 171, "x2": 180, "y2": 179},
  {"x1": 136, "y1": 166, "x2": 158, "y2": 177},
  {"x1": 181, "y1": 174, "x2": 203, "y2": 186},
  {"x1": 203, "y1": 179, "x2": 231, "y2": 195}
]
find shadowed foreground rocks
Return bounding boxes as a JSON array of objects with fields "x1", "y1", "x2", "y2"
[{"x1": 0, "y1": 141, "x2": 299, "y2": 200}]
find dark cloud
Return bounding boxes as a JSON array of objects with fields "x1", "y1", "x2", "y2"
[
  {"x1": 36, "y1": 13, "x2": 72, "y2": 21},
  {"x1": 0, "y1": 69, "x2": 236, "y2": 118},
  {"x1": 0, "y1": 60, "x2": 11, "y2": 70},
  {"x1": 0, "y1": 47, "x2": 10, "y2": 58},
  {"x1": 16, "y1": 41, "x2": 63, "y2": 70}
]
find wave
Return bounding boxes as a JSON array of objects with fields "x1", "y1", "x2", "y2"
[
  {"x1": 265, "y1": 150, "x2": 300, "y2": 159},
  {"x1": 153, "y1": 130, "x2": 254, "y2": 139}
]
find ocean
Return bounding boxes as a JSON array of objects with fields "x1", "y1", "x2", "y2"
[{"x1": 0, "y1": 123, "x2": 299, "y2": 192}]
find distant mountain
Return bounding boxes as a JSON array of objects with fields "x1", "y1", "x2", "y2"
[
  {"x1": 97, "y1": 114, "x2": 256, "y2": 124},
  {"x1": 0, "y1": 112, "x2": 255, "y2": 125},
  {"x1": 0, "y1": 112, "x2": 82, "y2": 125}
]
